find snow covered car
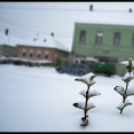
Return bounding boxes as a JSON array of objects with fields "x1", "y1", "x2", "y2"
[{"x1": 55, "y1": 63, "x2": 91, "y2": 76}]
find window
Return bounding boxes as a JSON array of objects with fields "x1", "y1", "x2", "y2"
[
  {"x1": 22, "y1": 49, "x2": 26, "y2": 57},
  {"x1": 114, "y1": 32, "x2": 121, "y2": 45},
  {"x1": 45, "y1": 51, "x2": 49, "y2": 59},
  {"x1": 29, "y1": 49, "x2": 33, "y2": 58},
  {"x1": 37, "y1": 50, "x2": 41, "y2": 59},
  {"x1": 79, "y1": 30, "x2": 86, "y2": 43},
  {"x1": 132, "y1": 34, "x2": 134, "y2": 46},
  {"x1": 95, "y1": 31, "x2": 103, "y2": 44}
]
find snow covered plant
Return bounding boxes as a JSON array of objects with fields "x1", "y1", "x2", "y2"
[
  {"x1": 73, "y1": 72, "x2": 101, "y2": 127},
  {"x1": 114, "y1": 58, "x2": 134, "y2": 114}
]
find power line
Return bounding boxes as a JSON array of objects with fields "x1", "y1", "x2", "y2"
[
  {"x1": 0, "y1": 22, "x2": 72, "y2": 39},
  {"x1": 0, "y1": 26, "x2": 73, "y2": 40},
  {"x1": 0, "y1": 23, "x2": 35, "y2": 34},
  {"x1": 0, "y1": 7, "x2": 88, "y2": 11},
  {"x1": 0, "y1": 27, "x2": 34, "y2": 39},
  {"x1": 0, "y1": 18, "x2": 73, "y2": 38},
  {"x1": 0, "y1": 6, "x2": 132, "y2": 13},
  {"x1": 0, "y1": 17, "x2": 72, "y2": 34},
  {"x1": 0, "y1": 18, "x2": 49, "y2": 34}
]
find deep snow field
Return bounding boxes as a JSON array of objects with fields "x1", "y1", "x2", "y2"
[{"x1": 0, "y1": 64, "x2": 134, "y2": 132}]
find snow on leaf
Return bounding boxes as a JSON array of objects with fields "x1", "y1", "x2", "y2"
[
  {"x1": 79, "y1": 90, "x2": 86, "y2": 98},
  {"x1": 119, "y1": 58, "x2": 134, "y2": 70},
  {"x1": 114, "y1": 86, "x2": 125, "y2": 96},
  {"x1": 75, "y1": 72, "x2": 96, "y2": 86},
  {"x1": 79, "y1": 90, "x2": 101, "y2": 99},
  {"x1": 87, "y1": 102, "x2": 96, "y2": 111},
  {"x1": 73, "y1": 102, "x2": 85, "y2": 110},
  {"x1": 132, "y1": 60, "x2": 134, "y2": 70},
  {"x1": 81, "y1": 115, "x2": 88, "y2": 121},
  {"x1": 73, "y1": 102, "x2": 95, "y2": 111},
  {"x1": 122, "y1": 72, "x2": 134, "y2": 83},
  {"x1": 80, "y1": 118, "x2": 88, "y2": 127},
  {"x1": 90, "y1": 79, "x2": 96, "y2": 86},
  {"x1": 126, "y1": 87, "x2": 134, "y2": 96},
  {"x1": 75, "y1": 79, "x2": 88, "y2": 86},
  {"x1": 117, "y1": 100, "x2": 132, "y2": 110},
  {"x1": 119, "y1": 61, "x2": 129, "y2": 67},
  {"x1": 88, "y1": 90, "x2": 101, "y2": 99}
]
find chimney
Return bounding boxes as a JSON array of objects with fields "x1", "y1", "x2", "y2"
[
  {"x1": 51, "y1": 32, "x2": 54, "y2": 37},
  {"x1": 5, "y1": 29, "x2": 8, "y2": 36},
  {"x1": 129, "y1": 8, "x2": 132, "y2": 13},
  {"x1": 33, "y1": 38, "x2": 37, "y2": 41},
  {"x1": 44, "y1": 39, "x2": 47, "y2": 42}
]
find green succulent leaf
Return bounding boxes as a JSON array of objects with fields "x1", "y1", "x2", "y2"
[
  {"x1": 128, "y1": 58, "x2": 132, "y2": 69},
  {"x1": 118, "y1": 63, "x2": 125, "y2": 66},
  {"x1": 122, "y1": 77, "x2": 134, "y2": 83},
  {"x1": 90, "y1": 75, "x2": 96, "y2": 81},
  {"x1": 75, "y1": 79, "x2": 88, "y2": 86}
]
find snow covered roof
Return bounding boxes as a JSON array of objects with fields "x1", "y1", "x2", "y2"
[
  {"x1": 0, "y1": 31, "x2": 69, "y2": 53},
  {"x1": 17, "y1": 34, "x2": 70, "y2": 53}
]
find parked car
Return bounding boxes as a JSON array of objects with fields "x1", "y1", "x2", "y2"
[
  {"x1": 89, "y1": 62, "x2": 115, "y2": 76},
  {"x1": 56, "y1": 63, "x2": 91, "y2": 76}
]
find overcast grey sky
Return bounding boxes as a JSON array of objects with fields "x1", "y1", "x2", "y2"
[{"x1": 0, "y1": 2, "x2": 134, "y2": 51}]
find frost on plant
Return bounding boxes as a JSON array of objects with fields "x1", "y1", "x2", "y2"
[
  {"x1": 73, "y1": 72, "x2": 101, "y2": 127},
  {"x1": 114, "y1": 58, "x2": 134, "y2": 114}
]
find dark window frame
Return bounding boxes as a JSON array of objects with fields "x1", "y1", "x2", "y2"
[
  {"x1": 29, "y1": 50, "x2": 33, "y2": 58},
  {"x1": 113, "y1": 32, "x2": 121, "y2": 46},
  {"x1": 37, "y1": 53, "x2": 40, "y2": 59},
  {"x1": 95, "y1": 31, "x2": 103, "y2": 45},
  {"x1": 37, "y1": 50, "x2": 41, "y2": 59},
  {"x1": 79, "y1": 30, "x2": 86, "y2": 43},
  {"x1": 30, "y1": 53, "x2": 33, "y2": 58},
  {"x1": 45, "y1": 54, "x2": 48, "y2": 59},
  {"x1": 22, "y1": 52, "x2": 25, "y2": 57},
  {"x1": 22, "y1": 49, "x2": 26, "y2": 57}
]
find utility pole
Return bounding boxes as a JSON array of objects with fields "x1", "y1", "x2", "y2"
[
  {"x1": 37, "y1": 33, "x2": 39, "y2": 40},
  {"x1": 90, "y1": 4, "x2": 93, "y2": 11},
  {"x1": 51, "y1": 32, "x2": 54, "y2": 37},
  {"x1": 8, "y1": 37, "x2": 10, "y2": 44}
]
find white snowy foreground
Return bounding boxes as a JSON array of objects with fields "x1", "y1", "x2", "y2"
[{"x1": 0, "y1": 64, "x2": 134, "y2": 132}]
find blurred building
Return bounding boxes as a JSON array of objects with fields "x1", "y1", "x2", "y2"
[
  {"x1": 16, "y1": 35, "x2": 70, "y2": 65},
  {"x1": 71, "y1": 23, "x2": 134, "y2": 76},
  {"x1": 0, "y1": 44, "x2": 17, "y2": 57}
]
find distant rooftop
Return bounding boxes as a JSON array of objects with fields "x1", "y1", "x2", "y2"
[
  {"x1": 18, "y1": 34, "x2": 69, "y2": 53},
  {"x1": 75, "y1": 22, "x2": 134, "y2": 27},
  {"x1": 0, "y1": 31, "x2": 69, "y2": 53}
]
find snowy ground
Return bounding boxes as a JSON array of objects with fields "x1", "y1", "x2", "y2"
[{"x1": 0, "y1": 64, "x2": 134, "y2": 132}]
